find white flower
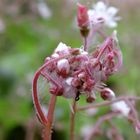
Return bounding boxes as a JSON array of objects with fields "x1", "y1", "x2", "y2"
[
  {"x1": 88, "y1": 1, "x2": 120, "y2": 28},
  {"x1": 57, "y1": 59, "x2": 70, "y2": 73},
  {"x1": 55, "y1": 42, "x2": 70, "y2": 55},
  {"x1": 37, "y1": 1, "x2": 52, "y2": 19},
  {"x1": 111, "y1": 101, "x2": 130, "y2": 117}
]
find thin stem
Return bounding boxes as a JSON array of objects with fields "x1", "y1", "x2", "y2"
[
  {"x1": 43, "y1": 95, "x2": 57, "y2": 140},
  {"x1": 84, "y1": 37, "x2": 88, "y2": 51},
  {"x1": 70, "y1": 100, "x2": 77, "y2": 140},
  {"x1": 77, "y1": 96, "x2": 140, "y2": 111},
  {"x1": 32, "y1": 69, "x2": 48, "y2": 124}
]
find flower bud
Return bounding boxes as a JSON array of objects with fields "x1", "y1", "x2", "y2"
[
  {"x1": 86, "y1": 95, "x2": 96, "y2": 103},
  {"x1": 100, "y1": 88, "x2": 115, "y2": 100},
  {"x1": 77, "y1": 3, "x2": 89, "y2": 37},
  {"x1": 57, "y1": 59, "x2": 70, "y2": 77}
]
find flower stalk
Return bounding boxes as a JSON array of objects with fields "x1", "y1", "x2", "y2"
[
  {"x1": 70, "y1": 100, "x2": 77, "y2": 140},
  {"x1": 43, "y1": 95, "x2": 57, "y2": 140}
]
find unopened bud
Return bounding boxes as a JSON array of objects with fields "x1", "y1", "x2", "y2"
[
  {"x1": 57, "y1": 59, "x2": 70, "y2": 77},
  {"x1": 86, "y1": 94, "x2": 96, "y2": 103},
  {"x1": 100, "y1": 88, "x2": 115, "y2": 100},
  {"x1": 77, "y1": 3, "x2": 89, "y2": 37}
]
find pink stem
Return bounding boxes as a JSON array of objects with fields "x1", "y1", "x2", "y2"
[
  {"x1": 77, "y1": 96, "x2": 140, "y2": 111},
  {"x1": 70, "y1": 100, "x2": 77, "y2": 140},
  {"x1": 32, "y1": 69, "x2": 48, "y2": 124},
  {"x1": 84, "y1": 37, "x2": 88, "y2": 51},
  {"x1": 43, "y1": 95, "x2": 57, "y2": 140},
  {"x1": 32, "y1": 53, "x2": 72, "y2": 124}
]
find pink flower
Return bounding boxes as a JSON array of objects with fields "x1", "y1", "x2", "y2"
[{"x1": 32, "y1": 2, "x2": 123, "y2": 125}]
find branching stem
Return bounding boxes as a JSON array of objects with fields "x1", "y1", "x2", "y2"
[{"x1": 77, "y1": 96, "x2": 140, "y2": 111}]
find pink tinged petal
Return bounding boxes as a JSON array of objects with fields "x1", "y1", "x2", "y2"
[
  {"x1": 78, "y1": 72, "x2": 85, "y2": 81},
  {"x1": 55, "y1": 42, "x2": 70, "y2": 55}
]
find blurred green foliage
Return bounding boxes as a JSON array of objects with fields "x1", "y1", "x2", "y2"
[{"x1": 0, "y1": 0, "x2": 140, "y2": 140}]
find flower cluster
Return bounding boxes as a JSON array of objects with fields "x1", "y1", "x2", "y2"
[
  {"x1": 32, "y1": 0, "x2": 123, "y2": 126},
  {"x1": 34, "y1": 31, "x2": 122, "y2": 103}
]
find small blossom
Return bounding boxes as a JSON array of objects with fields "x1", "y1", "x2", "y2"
[
  {"x1": 111, "y1": 101, "x2": 130, "y2": 117},
  {"x1": 88, "y1": 1, "x2": 120, "y2": 28}
]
